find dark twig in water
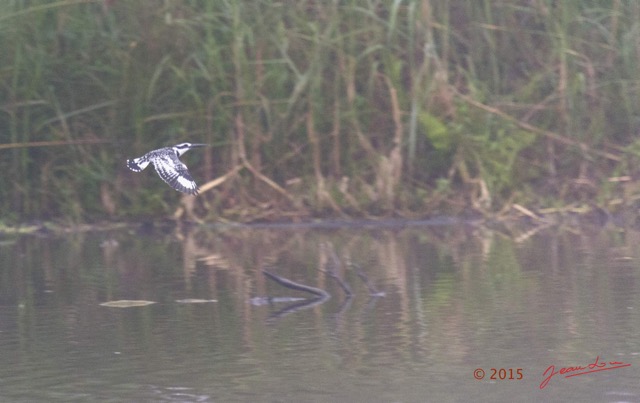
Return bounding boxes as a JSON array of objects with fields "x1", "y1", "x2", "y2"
[
  {"x1": 263, "y1": 270, "x2": 330, "y2": 298},
  {"x1": 260, "y1": 270, "x2": 330, "y2": 322}
]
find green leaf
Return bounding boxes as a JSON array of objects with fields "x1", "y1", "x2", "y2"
[{"x1": 419, "y1": 112, "x2": 450, "y2": 151}]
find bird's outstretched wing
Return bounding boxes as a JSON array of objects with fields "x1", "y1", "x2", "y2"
[{"x1": 152, "y1": 154, "x2": 199, "y2": 195}]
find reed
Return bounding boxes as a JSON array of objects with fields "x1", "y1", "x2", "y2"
[{"x1": 1, "y1": 0, "x2": 639, "y2": 222}]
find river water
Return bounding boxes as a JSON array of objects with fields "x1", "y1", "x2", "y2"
[{"x1": 1, "y1": 221, "x2": 639, "y2": 402}]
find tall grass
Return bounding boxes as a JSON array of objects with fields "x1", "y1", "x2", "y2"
[{"x1": 1, "y1": 0, "x2": 640, "y2": 222}]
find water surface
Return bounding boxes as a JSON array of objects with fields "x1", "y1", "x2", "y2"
[{"x1": 1, "y1": 221, "x2": 639, "y2": 402}]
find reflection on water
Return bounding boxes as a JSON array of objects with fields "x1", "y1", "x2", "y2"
[{"x1": 1, "y1": 222, "x2": 640, "y2": 402}]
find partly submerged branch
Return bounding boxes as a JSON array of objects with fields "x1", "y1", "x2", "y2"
[{"x1": 263, "y1": 270, "x2": 330, "y2": 299}]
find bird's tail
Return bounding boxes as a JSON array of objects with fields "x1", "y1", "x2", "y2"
[{"x1": 127, "y1": 157, "x2": 149, "y2": 172}]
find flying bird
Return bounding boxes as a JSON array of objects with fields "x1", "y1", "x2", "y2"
[{"x1": 127, "y1": 143, "x2": 207, "y2": 195}]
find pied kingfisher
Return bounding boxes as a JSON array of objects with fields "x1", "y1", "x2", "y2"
[{"x1": 127, "y1": 143, "x2": 207, "y2": 195}]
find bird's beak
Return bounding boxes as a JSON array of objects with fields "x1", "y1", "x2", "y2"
[{"x1": 191, "y1": 143, "x2": 208, "y2": 147}]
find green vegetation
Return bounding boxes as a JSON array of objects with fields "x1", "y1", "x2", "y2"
[{"x1": 2, "y1": 0, "x2": 640, "y2": 222}]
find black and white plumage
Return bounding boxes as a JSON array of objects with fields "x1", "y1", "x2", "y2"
[{"x1": 127, "y1": 143, "x2": 207, "y2": 195}]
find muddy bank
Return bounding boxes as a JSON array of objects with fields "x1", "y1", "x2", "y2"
[{"x1": 2, "y1": 203, "x2": 639, "y2": 237}]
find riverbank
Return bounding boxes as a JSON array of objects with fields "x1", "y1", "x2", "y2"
[{"x1": 2, "y1": 201, "x2": 637, "y2": 238}]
